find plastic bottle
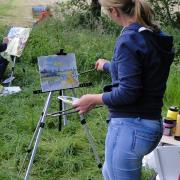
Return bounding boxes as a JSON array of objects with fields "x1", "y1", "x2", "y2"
[
  {"x1": 167, "y1": 106, "x2": 179, "y2": 120},
  {"x1": 163, "y1": 118, "x2": 175, "y2": 136},
  {"x1": 175, "y1": 111, "x2": 180, "y2": 141}
]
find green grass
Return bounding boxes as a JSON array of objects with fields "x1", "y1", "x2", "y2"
[
  {"x1": 0, "y1": 16, "x2": 179, "y2": 180},
  {"x1": 0, "y1": 0, "x2": 14, "y2": 16},
  {"x1": 163, "y1": 65, "x2": 180, "y2": 115}
]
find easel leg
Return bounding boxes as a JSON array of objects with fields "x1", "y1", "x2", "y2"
[
  {"x1": 62, "y1": 90, "x2": 68, "y2": 126},
  {"x1": 80, "y1": 115, "x2": 102, "y2": 168},
  {"x1": 58, "y1": 90, "x2": 68, "y2": 131},
  {"x1": 8, "y1": 56, "x2": 16, "y2": 87},
  {"x1": 24, "y1": 92, "x2": 53, "y2": 180},
  {"x1": 19, "y1": 116, "x2": 42, "y2": 175},
  {"x1": 19, "y1": 90, "x2": 53, "y2": 175},
  {"x1": 59, "y1": 90, "x2": 62, "y2": 131},
  {"x1": 71, "y1": 89, "x2": 102, "y2": 168}
]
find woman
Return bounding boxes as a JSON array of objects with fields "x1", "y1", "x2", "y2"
[{"x1": 73, "y1": 0, "x2": 174, "y2": 179}]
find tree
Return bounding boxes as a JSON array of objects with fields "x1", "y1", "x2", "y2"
[
  {"x1": 148, "y1": 0, "x2": 179, "y2": 26},
  {"x1": 91, "y1": 0, "x2": 101, "y2": 18}
]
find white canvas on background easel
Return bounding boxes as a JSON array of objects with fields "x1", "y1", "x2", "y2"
[{"x1": 5, "y1": 27, "x2": 31, "y2": 57}]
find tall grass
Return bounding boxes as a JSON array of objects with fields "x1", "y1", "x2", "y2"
[{"x1": 163, "y1": 65, "x2": 180, "y2": 115}]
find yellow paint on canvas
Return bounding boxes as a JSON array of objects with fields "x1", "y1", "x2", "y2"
[
  {"x1": 66, "y1": 71, "x2": 74, "y2": 84},
  {"x1": 53, "y1": 61, "x2": 63, "y2": 67}
]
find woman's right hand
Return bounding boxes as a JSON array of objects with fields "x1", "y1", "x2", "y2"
[{"x1": 95, "y1": 59, "x2": 109, "y2": 71}]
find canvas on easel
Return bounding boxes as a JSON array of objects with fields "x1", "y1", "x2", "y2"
[
  {"x1": 38, "y1": 53, "x2": 79, "y2": 92},
  {"x1": 0, "y1": 27, "x2": 31, "y2": 90},
  {"x1": 5, "y1": 27, "x2": 31, "y2": 57}
]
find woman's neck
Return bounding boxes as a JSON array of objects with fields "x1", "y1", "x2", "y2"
[{"x1": 119, "y1": 15, "x2": 136, "y2": 27}]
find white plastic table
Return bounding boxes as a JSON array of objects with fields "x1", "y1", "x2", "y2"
[{"x1": 161, "y1": 135, "x2": 180, "y2": 146}]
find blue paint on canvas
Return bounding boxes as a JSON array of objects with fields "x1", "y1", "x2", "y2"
[{"x1": 38, "y1": 53, "x2": 79, "y2": 92}]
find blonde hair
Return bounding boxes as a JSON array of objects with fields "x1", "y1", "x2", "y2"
[{"x1": 99, "y1": 0, "x2": 160, "y2": 32}]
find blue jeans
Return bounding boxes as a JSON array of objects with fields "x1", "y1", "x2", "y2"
[{"x1": 102, "y1": 117, "x2": 163, "y2": 180}]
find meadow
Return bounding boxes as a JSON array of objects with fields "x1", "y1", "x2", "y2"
[
  {"x1": 0, "y1": 0, "x2": 58, "y2": 26},
  {"x1": 0, "y1": 3, "x2": 179, "y2": 180}
]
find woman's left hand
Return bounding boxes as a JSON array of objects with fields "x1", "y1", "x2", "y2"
[{"x1": 72, "y1": 94, "x2": 103, "y2": 114}]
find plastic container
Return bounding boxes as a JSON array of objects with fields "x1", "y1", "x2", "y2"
[
  {"x1": 163, "y1": 119, "x2": 176, "y2": 136},
  {"x1": 166, "y1": 106, "x2": 179, "y2": 121}
]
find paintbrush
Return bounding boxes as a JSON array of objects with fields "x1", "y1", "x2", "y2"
[{"x1": 78, "y1": 68, "x2": 96, "y2": 75}]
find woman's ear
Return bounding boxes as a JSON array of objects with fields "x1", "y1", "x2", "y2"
[
  {"x1": 114, "y1": 7, "x2": 121, "y2": 17},
  {"x1": 109, "y1": 7, "x2": 121, "y2": 17}
]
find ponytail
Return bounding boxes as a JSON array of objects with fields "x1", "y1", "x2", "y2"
[
  {"x1": 99, "y1": 0, "x2": 160, "y2": 32},
  {"x1": 134, "y1": 0, "x2": 160, "y2": 32}
]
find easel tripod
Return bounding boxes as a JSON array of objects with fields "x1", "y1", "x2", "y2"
[
  {"x1": 19, "y1": 49, "x2": 102, "y2": 179},
  {"x1": 20, "y1": 85, "x2": 102, "y2": 180}
]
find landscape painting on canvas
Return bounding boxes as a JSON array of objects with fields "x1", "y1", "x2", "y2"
[
  {"x1": 38, "y1": 53, "x2": 79, "y2": 92},
  {"x1": 5, "y1": 27, "x2": 31, "y2": 57}
]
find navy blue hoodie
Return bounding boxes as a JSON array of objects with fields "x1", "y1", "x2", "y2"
[{"x1": 102, "y1": 23, "x2": 174, "y2": 120}]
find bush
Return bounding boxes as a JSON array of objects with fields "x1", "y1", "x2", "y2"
[
  {"x1": 148, "y1": 0, "x2": 180, "y2": 27},
  {"x1": 162, "y1": 25, "x2": 180, "y2": 65},
  {"x1": 54, "y1": 0, "x2": 120, "y2": 35}
]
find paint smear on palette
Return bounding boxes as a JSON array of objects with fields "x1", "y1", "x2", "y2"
[{"x1": 38, "y1": 53, "x2": 79, "y2": 92}]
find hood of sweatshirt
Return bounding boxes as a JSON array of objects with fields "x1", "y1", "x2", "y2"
[{"x1": 122, "y1": 23, "x2": 174, "y2": 61}]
